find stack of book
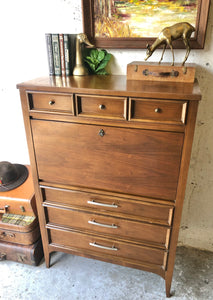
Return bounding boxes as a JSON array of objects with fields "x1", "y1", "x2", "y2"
[{"x1": 45, "y1": 33, "x2": 77, "y2": 76}]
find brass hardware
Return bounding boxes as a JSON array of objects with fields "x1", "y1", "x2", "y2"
[
  {"x1": 49, "y1": 100, "x2": 55, "y2": 105},
  {"x1": 98, "y1": 129, "x2": 105, "y2": 137},
  {"x1": 155, "y1": 108, "x2": 160, "y2": 113},
  {"x1": 144, "y1": 22, "x2": 195, "y2": 66},
  {"x1": 0, "y1": 205, "x2": 9, "y2": 214},
  {"x1": 17, "y1": 254, "x2": 26, "y2": 262},
  {"x1": 0, "y1": 231, "x2": 15, "y2": 238},
  {"x1": 171, "y1": 70, "x2": 179, "y2": 77},
  {"x1": 99, "y1": 104, "x2": 106, "y2": 110},
  {"x1": 20, "y1": 206, "x2": 25, "y2": 212},
  {"x1": 87, "y1": 200, "x2": 118, "y2": 208},
  {"x1": 0, "y1": 253, "x2": 6, "y2": 261},
  {"x1": 143, "y1": 69, "x2": 149, "y2": 76},
  {"x1": 88, "y1": 220, "x2": 118, "y2": 229},
  {"x1": 89, "y1": 242, "x2": 118, "y2": 251}
]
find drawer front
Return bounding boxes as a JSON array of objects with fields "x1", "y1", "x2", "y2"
[
  {"x1": 45, "y1": 205, "x2": 170, "y2": 248},
  {"x1": 129, "y1": 98, "x2": 187, "y2": 125},
  {"x1": 76, "y1": 94, "x2": 127, "y2": 120},
  {"x1": 42, "y1": 187, "x2": 174, "y2": 226},
  {"x1": 32, "y1": 120, "x2": 184, "y2": 200},
  {"x1": 29, "y1": 92, "x2": 74, "y2": 113},
  {"x1": 49, "y1": 227, "x2": 168, "y2": 268}
]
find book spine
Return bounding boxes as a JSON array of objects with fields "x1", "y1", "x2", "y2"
[
  {"x1": 45, "y1": 33, "x2": 54, "y2": 76},
  {"x1": 59, "y1": 34, "x2": 66, "y2": 76},
  {"x1": 52, "y1": 34, "x2": 61, "y2": 76},
  {"x1": 64, "y1": 34, "x2": 71, "y2": 76},
  {"x1": 69, "y1": 34, "x2": 77, "y2": 75}
]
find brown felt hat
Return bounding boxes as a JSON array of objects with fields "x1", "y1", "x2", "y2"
[{"x1": 0, "y1": 161, "x2": 28, "y2": 192}]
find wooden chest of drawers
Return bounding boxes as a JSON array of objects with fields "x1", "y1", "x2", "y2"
[{"x1": 17, "y1": 75, "x2": 201, "y2": 297}]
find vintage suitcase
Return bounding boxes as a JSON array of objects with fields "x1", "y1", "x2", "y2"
[
  {"x1": 0, "y1": 238, "x2": 43, "y2": 266},
  {"x1": 0, "y1": 214, "x2": 40, "y2": 245},
  {"x1": 0, "y1": 164, "x2": 43, "y2": 265},
  {"x1": 0, "y1": 165, "x2": 37, "y2": 216},
  {"x1": 0, "y1": 165, "x2": 41, "y2": 246}
]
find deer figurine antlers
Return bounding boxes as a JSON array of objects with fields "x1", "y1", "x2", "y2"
[{"x1": 144, "y1": 22, "x2": 195, "y2": 66}]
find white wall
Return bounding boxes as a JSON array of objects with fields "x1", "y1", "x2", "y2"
[{"x1": 0, "y1": 0, "x2": 212, "y2": 251}]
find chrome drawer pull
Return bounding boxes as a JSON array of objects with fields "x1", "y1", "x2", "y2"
[
  {"x1": 88, "y1": 220, "x2": 118, "y2": 229},
  {"x1": 89, "y1": 242, "x2": 118, "y2": 251},
  {"x1": 87, "y1": 200, "x2": 118, "y2": 208},
  {"x1": 155, "y1": 108, "x2": 160, "y2": 113}
]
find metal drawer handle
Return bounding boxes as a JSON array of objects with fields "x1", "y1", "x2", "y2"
[
  {"x1": 155, "y1": 108, "x2": 161, "y2": 113},
  {"x1": 99, "y1": 104, "x2": 105, "y2": 110},
  {"x1": 49, "y1": 100, "x2": 55, "y2": 105},
  {"x1": 143, "y1": 69, "x2": 179, "y2": 78},
  {"x1": 89, "y1": 242, "x2": 118, "y2": 251},
  {"x1": 0, "y1": 205, "x2": 9, "y2": 214},
  {"x1": 88, "y1": 220, "x2": 118, "y2": 229},
  {"x1": 87, "y1": 200, "x2": 118, "y2": 208}
]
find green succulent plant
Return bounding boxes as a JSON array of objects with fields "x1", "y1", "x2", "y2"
[{"x1": 84, "y1": 48, "x2": 112, "y2": 75}]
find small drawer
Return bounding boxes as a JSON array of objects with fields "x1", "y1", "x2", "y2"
[
  {"x1": 48, "y1": 228, "x2": 168, "y2": 269},
  {"x1": 28, "y1": 92, "x2": 74, "y2": 114},
  {"x1": 129, "y1": 98, "x2": 187, "y2": 125},
  {"x1": 76, "y1": 94, "x2": 127, "y2": 120},
  {"x1": 45, "y1": 205, "x2": 171, "y2": 248},
  {"x1": 42, "y1": 187, "x2": 174, "y2": 226}
]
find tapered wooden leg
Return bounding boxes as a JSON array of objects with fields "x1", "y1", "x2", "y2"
[
  {"x1": 44, "y1": 251, "x2": 50, "y2": 268},
  {"x1": 165, "y1": 275, "x2": 172, "y2": 298}
]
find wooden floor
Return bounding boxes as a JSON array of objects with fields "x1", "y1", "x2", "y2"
[{"x1": 0, "y1": 246, "x2": 212, "y2": 300}]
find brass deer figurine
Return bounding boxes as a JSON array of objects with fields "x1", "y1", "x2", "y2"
[
  {"x1": 144, "y1": 22, "x2": 195, "y2": 66},
  {"x1": 73, "y1": 33, "x2": 94, "y2": 76}
]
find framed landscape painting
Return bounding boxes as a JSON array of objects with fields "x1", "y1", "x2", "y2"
[{"x1": 82, "y1": 0, "x2": 210, "y2": 49}]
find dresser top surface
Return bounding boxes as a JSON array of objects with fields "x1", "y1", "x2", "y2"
[{"x1": 17, "y1": 75, "x2": 201, "y2": 101}]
